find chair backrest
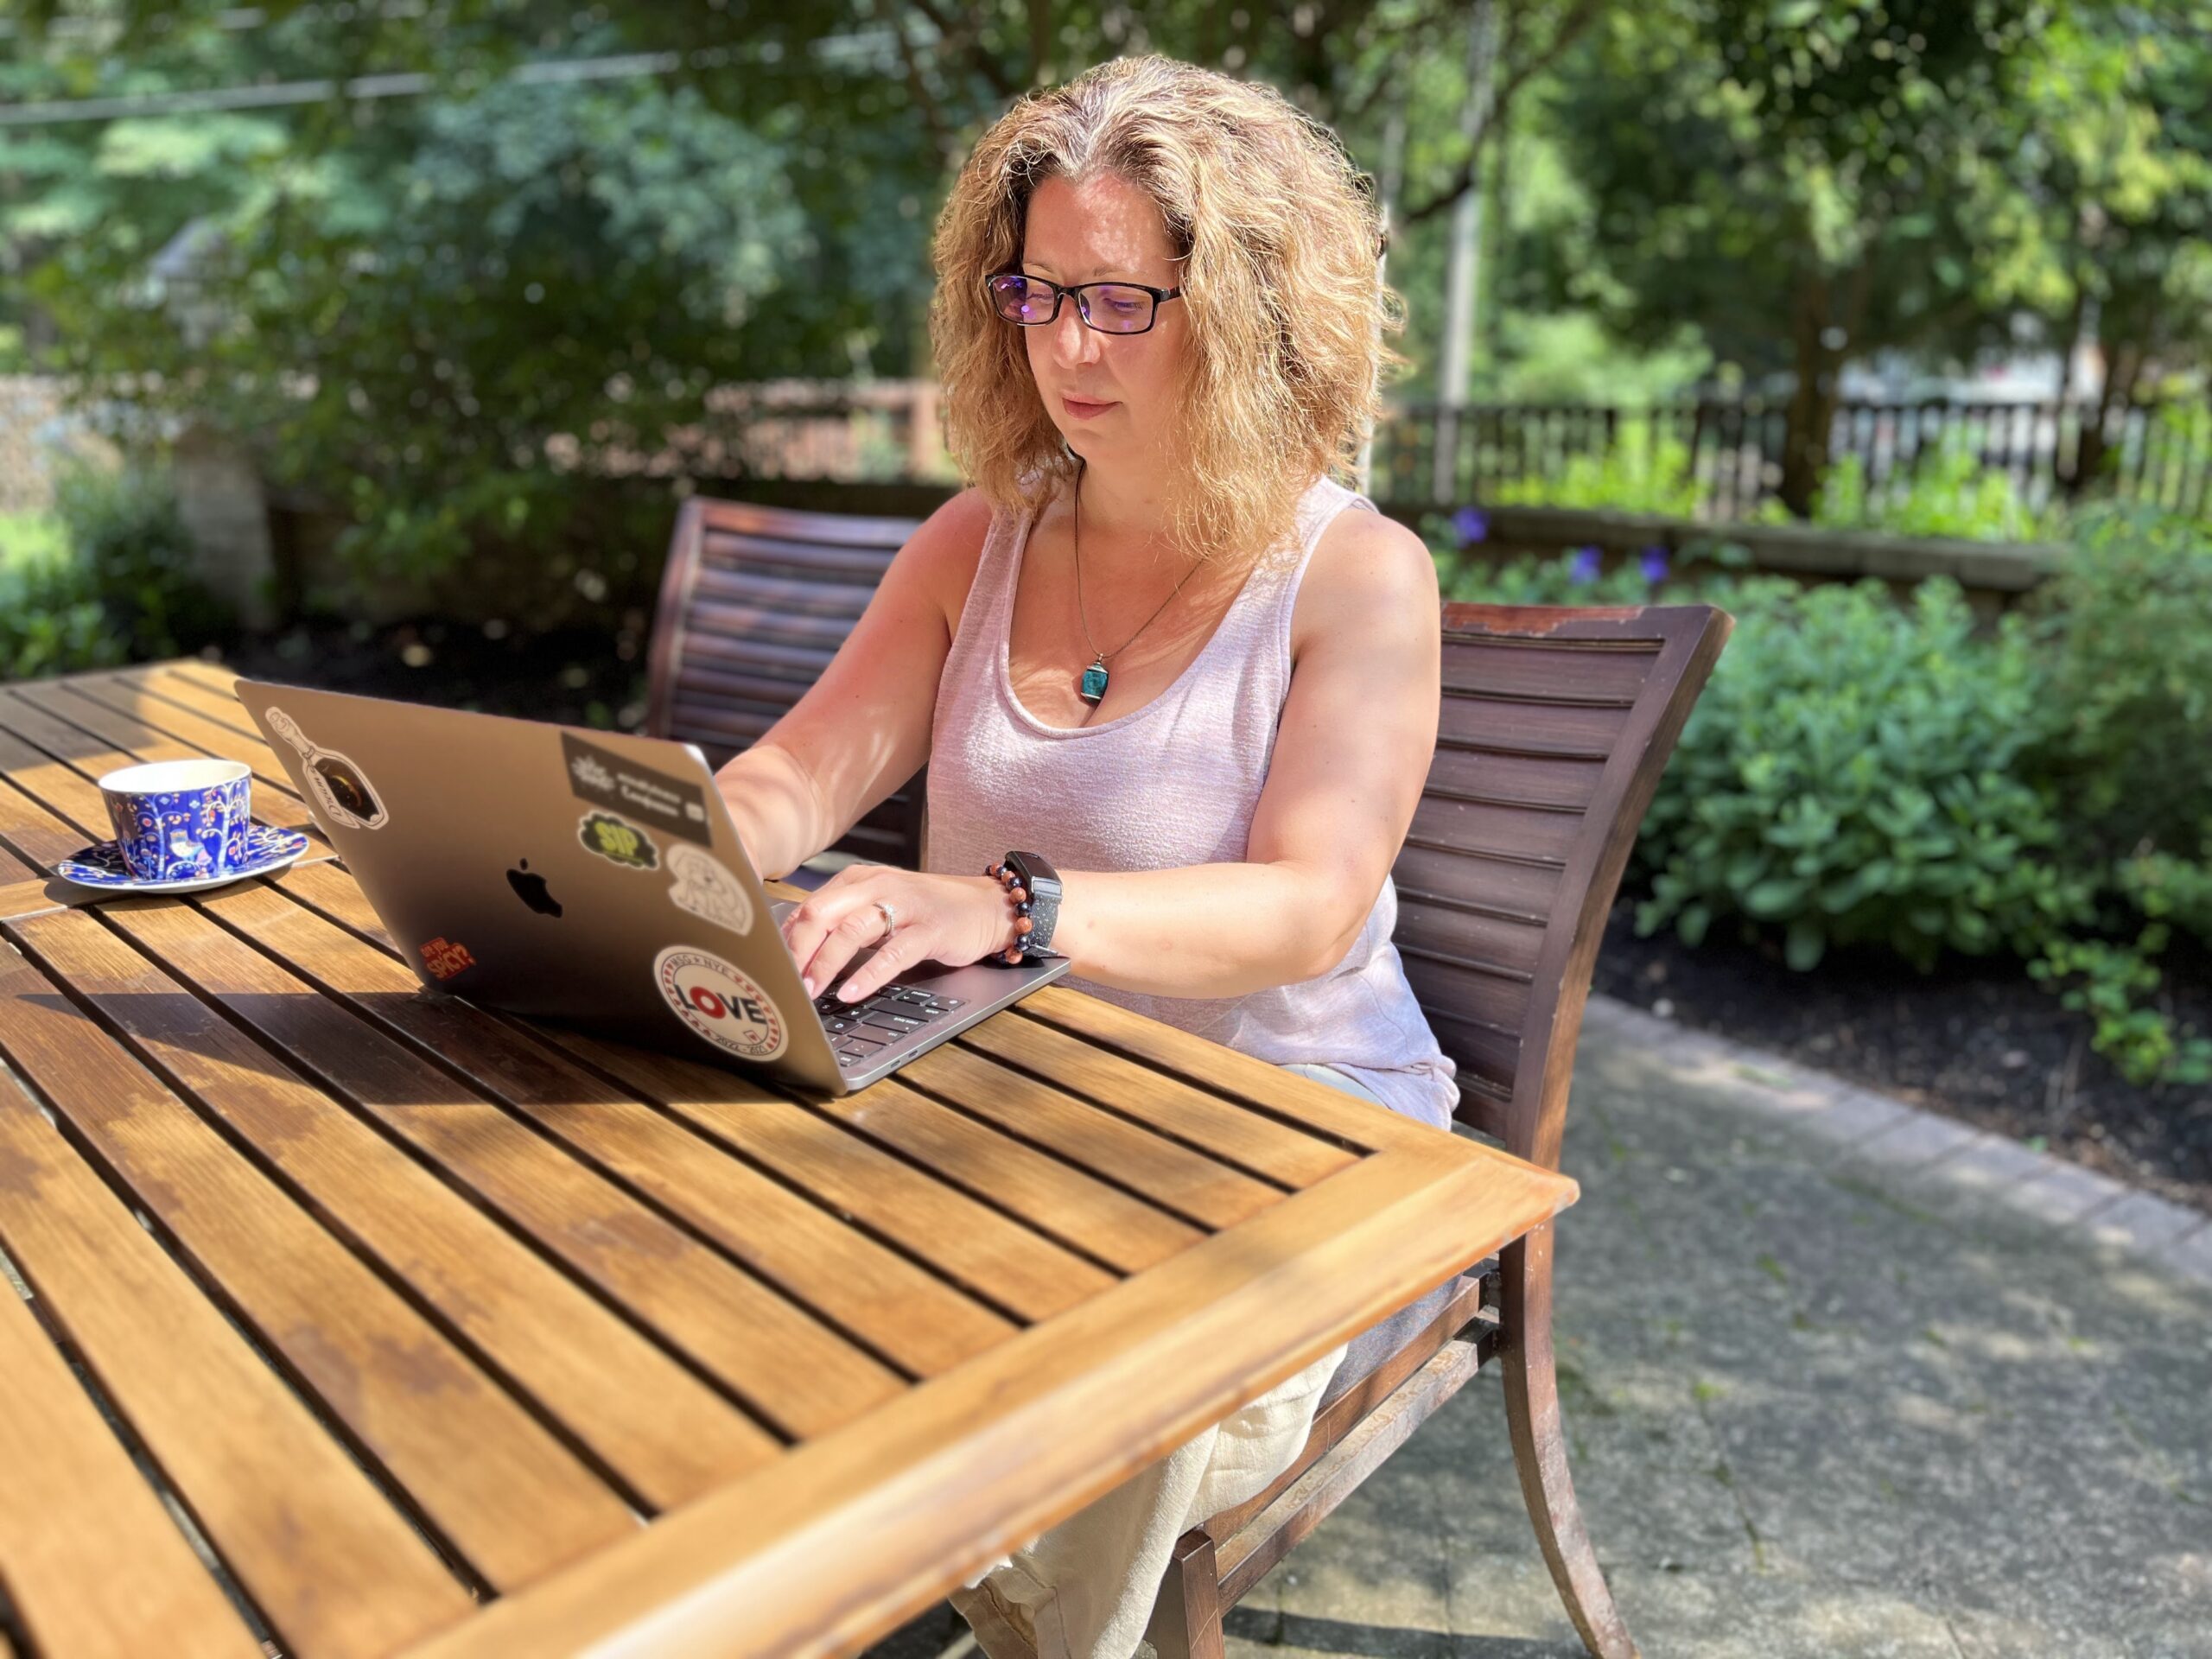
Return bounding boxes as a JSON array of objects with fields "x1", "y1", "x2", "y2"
[
  {"x1": 1391, "y1": 602, "x2": 1732, "y2": 1171},
  {"x1": 646, "y1": 496, "x2": 929, "y2": 869}
]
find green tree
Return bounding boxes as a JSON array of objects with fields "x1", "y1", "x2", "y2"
[{"x1": 1535, "y1": 0, "x2": 2049, "y2": 513}]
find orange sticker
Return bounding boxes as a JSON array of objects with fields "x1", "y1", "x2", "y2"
[{"x1": 421, "y1": 937, "x2": 477, "y2": 981}]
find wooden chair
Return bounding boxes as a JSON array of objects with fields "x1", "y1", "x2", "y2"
[
  {"x1": 645, "y1": 503, "x2": 1732, "y2": 1655},
  {"x1": 1139, "y1": 601, "x2": 1732, "y2": 1659},
  {"x1": 645, "y1": 496, "x2": 929, "y2": 870}
]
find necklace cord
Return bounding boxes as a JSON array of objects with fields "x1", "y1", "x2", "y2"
[{"x1": 1071, "y1": 456, "x2": 1204, "y2": 664}]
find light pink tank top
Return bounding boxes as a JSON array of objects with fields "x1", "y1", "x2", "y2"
[{"x1": 925, "y1": 472, "x2": 1460, "y2": 1132}]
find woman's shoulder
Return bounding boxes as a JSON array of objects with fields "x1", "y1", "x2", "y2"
[
  {"x1": 1289, "y1": 492, "x2": 1440, "y2": 659},
  {"x1": 899, "y1": 486, "x2": 1006, "y2": 641}
]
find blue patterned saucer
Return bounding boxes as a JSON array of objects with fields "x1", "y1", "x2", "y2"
[{"x1": 56, "y1": 824, "x2": 312, "y2": 894}]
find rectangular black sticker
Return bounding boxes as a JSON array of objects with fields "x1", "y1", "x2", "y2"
[{"x1": 561, "y1": 732, "x2": 713, "y2": 847}]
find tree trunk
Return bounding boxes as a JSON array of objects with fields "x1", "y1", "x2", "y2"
[
  {"x1": 1779, "y1": 262, "x2": 1861, "y2": 518},
  {"x1": 1433, "y1": 0, "x2": 1501, "y2": 502}
]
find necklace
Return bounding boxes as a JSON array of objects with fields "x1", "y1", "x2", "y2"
[{"x1": 1071, "y1": 458, "x2": 1204, "y2": 706}]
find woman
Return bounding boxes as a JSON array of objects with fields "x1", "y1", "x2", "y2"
[{"x1": 714, "y1": 54, "x2": 1459, "y2": 1659}]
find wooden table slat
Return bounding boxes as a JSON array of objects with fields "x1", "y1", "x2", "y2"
[
  {"x1": 143, "y1": 657, "x2": 253, "y2": 710},
  {"x1": 22, "y1": 674, "x2": 306, "y2": 801},
  {"x1": 0, "y1": 1274, "x2": 264, "y2": 1659},
  {"x1": 0, "y1": 724, "x2": 111, "y2": 847},
  {"x1": 204, "y1": 878, "x2": 1026, "y2": 1374},
  {"x1": 1016, "y1": 983, "x2": 1451, "y2": 1154},
  {"x1": 0, "y1": 827, "x2": 35, "y2": 885},
  {"x1": 537, "y1": 1027, "x2": 1122, "y2": 1321},
  {"x1": 116, "y1": 663, "x2": 266, "y2": 739},
  {"x1": 901, "y1": 1039, "x2": 1284, "y2": 1231},
  {"x1": 41, "y1": 896, "x2": 789, "y2": 1508},
  {"x1": 4, "y1": 681, "x2": 319, "y2": 832},
  {"x1": 107, "y1": 880, "x2": 912, "y2": 1436},
  {"x1": 813, "y1": 1077, "x2": 1207, "y2": 1274},
  {"x1": 957, "y1": 1013, "x2": 1362, "y2": 1187},
  {"x1": 0, "y1": 1068, "x2": 475, "y2": 1657},
  {"x1": 0, "y1": 912, "x2": 638, "y2": 1592}
]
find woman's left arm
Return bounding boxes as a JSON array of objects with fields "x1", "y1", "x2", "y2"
[{"x1": 784, "y1": 509, "x2": 1440, "y2": 1005}]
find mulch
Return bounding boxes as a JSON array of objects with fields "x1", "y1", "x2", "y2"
[{"x1": 1592, "y1": 899, "x2": 2212, "y2": 1219}]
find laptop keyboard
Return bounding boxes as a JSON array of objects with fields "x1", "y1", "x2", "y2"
[{"x1": 812, "y1": 982, "x2": 965, "y2": 1070}]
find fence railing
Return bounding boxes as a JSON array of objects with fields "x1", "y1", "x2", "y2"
[{"x1": 1369, "y1": 397, "x2": 2212, "y2": 521}]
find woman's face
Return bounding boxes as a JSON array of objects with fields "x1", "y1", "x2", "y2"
[{"x1": 1017, "y1": 171, "x2": 1188, "y2": 469}]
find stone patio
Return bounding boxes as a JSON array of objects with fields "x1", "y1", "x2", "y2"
[{"x1": 868, "y1": 995, "x2": 2212, "y2": 1659}]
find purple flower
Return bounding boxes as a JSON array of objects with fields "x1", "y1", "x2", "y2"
[
  {"x1": 1451, "y1": 505, "x2": 1489, "y2": 547},
  {"x1": 1567, "y1": 546, "x2": 1602, "y2": 586},
  {"x1": 1638, "y1": 545, "x2": 1670, "y2": 585}
]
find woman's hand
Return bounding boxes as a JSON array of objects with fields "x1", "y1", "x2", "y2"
[{"x1": 779, "y1": 865, "x2": 1014, "y2": 1004}]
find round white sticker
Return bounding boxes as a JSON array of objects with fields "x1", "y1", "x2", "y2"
[{"x1": 653, "y1": 945, "x2": 787, "y2": 1062}]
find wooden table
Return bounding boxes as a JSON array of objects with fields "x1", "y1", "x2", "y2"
[{"x1": 0, "y1": 658, "x2": 1578, "y2": 1659}]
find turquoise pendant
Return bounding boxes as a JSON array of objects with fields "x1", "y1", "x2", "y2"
[{"x1": 1078, "y1": 660, "x2": 1109, "y2": 704}]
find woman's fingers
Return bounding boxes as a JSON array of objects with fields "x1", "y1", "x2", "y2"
[
  {"x1": 794, "y1": 905, "x2": 883, "y2": 999},
  {"x1": 832, "y1": 930, "x2": 924, "y2": 1006}
]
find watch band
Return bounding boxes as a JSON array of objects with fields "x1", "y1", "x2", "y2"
[{"x1": 1004, "y1": 850, "x2": 1062, "y2": 957}]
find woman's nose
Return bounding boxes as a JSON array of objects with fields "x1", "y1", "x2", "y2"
[{"x1": 1050, "y1": 302, "x2": 1103, "y2": 366}]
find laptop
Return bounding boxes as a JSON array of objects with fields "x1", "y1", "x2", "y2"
[{"x1": 232, "y1": 679, "x2": 1073, "y2": 1094}]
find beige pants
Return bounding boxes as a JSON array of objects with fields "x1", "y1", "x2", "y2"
[{"x1": 949, "y1": 1062, "x2": 1386, "y2": 1659}]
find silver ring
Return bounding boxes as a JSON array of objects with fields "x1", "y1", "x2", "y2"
[{"x1": 874, "y1": 899, "x2": 898, "y2": 933}]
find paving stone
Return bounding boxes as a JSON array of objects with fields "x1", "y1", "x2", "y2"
[
  {"x1": 1853, "y1": 1107, "x2": 1987, "y2": 1167},
  {"x1": 1997, "y1": 1156, "x2": 2133, "y2": 1226},
  {"x1": 2162, "y1": 1222, "x2": 2212, "y2": 1287},
  {"x1": 2084, "y1": 1191, "x2": 2208, "y2": 1256},
  {"x1": 1923, "y1": 1131, "x2": 2053, "y2": 1201}
]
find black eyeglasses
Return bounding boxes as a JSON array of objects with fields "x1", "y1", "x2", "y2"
[{"x1": 985, "y1": 272, "x2": 1184, "y2": 335}]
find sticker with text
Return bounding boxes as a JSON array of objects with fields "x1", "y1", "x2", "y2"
[
  {"x1": 265, "y1": 706, "x2": 388, "y2": 830},
  {"x1": 664, "y1": 842, "x2": 754, "y2": 935},
  {"x1": 420, "y1": 937, "x2": 477, "y2": 982},
  {"x1": 563, "y1": 733, "x2": 710, "y2": 847},
  {"x1": 578, "y1": 810, "x2": 658, "y2": 871},
  {"x1": 654, "y1": 945, "x2": 786, "y2": 1062}
]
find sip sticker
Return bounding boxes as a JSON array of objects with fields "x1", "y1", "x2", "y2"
[
  {"x1": 579, "y1": 810, "x2": 658, "y2": 871},
  {"x1": 421, "y1": 937, "x2": 476, "y2": 981},
  {"x1": 664, "y1": 842, "x2": 753, "y2": 935},
  {"x1": 654, "y1": 945, "x2": 786, "y2": 1062},
  {"x1": 563, "y1": 733, "x2": 711, "y2": 846}
]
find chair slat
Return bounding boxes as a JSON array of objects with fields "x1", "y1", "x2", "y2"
[{"x1": 649, "y1": 498, "x2": 929, "y2": 869}]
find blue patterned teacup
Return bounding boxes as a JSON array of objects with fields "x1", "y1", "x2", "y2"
[{"x1": 99, "y1": 759, "x2": 254, "y2": 884}]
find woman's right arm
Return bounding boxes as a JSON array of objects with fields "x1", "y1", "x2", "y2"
[{"x1": 709, "y1": 489, "x2": 996, "y2": 880}]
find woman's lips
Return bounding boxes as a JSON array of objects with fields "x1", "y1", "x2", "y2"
[{"x1": 1061, "y1": 394, "x2": 1116, "y2": 419}]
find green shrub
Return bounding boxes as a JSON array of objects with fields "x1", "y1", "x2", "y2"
[
  {"x1": 1482, "y1": 429, "x2": 1703, "y2": 519},
  {"x1": 1421, "y1": 504, "x2": 2212, "y2": 1085},
  {"x1": 0, "y1": 510, "x2": 119, "y2": 678},
  {"x1": 1631, "y1": 575, "x2": 2094, "y2": 972},
  {"x1": 55, "y1": 465, "x2": 232, "y2": 660},
  {"x1": 1783, "y1": 439, "x2": 2058, "y2": 543}
]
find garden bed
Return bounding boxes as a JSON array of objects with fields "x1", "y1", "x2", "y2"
[{"x1": 1592, "y1": 899, "x2": 2212, "y2": 1218}]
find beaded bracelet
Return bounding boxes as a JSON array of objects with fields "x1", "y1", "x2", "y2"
[{"x1": 983, "y1": 860, "x2": 1036, "y2": 965}]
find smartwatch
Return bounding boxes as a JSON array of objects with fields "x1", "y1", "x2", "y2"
[{"x1": 1001, "y1": 849, "x2": 1064, "y2": 962}]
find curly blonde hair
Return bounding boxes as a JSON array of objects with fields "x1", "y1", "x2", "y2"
[{"x1": 930, "y1": 54, "x2": 1402, "y2": 566}]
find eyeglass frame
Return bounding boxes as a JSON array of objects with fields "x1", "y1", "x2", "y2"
[{"x1": 983, "y1": 270, "x2": 1185, "y2": 335}]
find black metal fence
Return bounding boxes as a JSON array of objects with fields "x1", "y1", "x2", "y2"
[{"x1": 1370, "y1": 397, "x2": 2212, "y2": 521}]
